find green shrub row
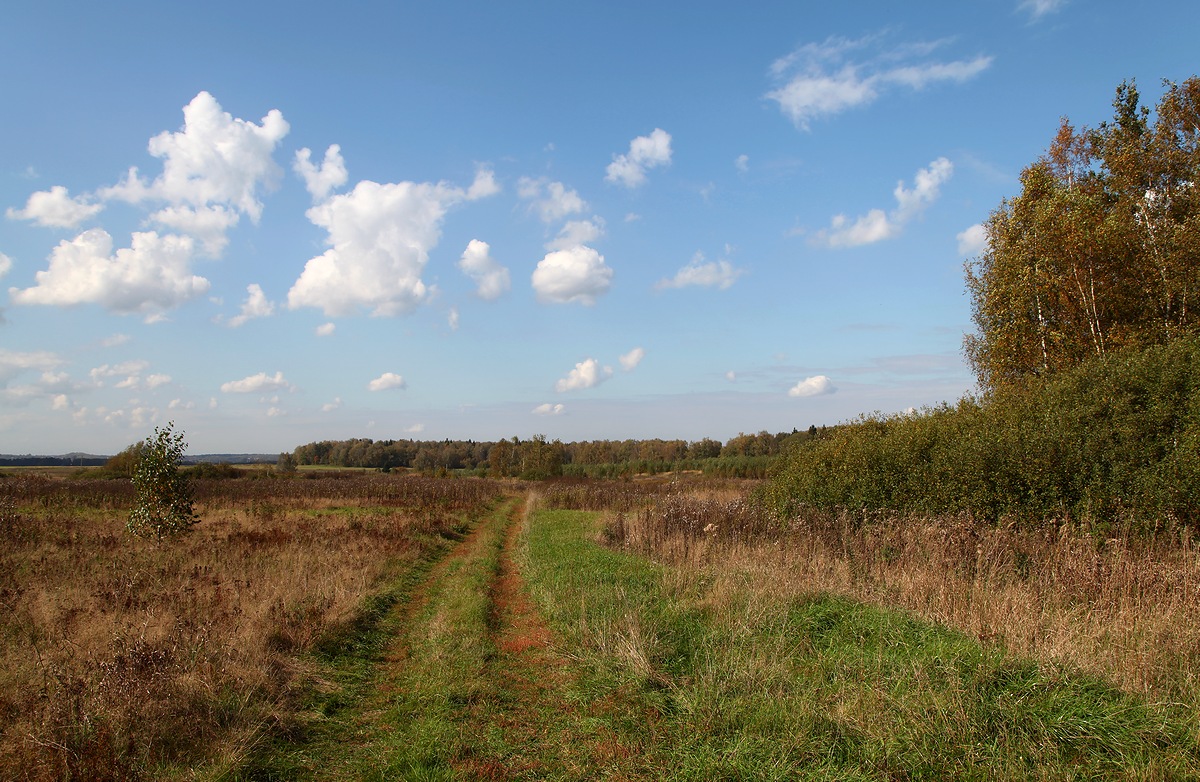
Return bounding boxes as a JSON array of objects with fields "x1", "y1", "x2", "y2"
[{"x1": 764, "y1": 338, "x2": 1200, "y2": 530}]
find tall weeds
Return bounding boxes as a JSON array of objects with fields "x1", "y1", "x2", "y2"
[
  {"x1": 0, "y1": 472, "x2": 499, "y2": 780},
  {"x1": 603, "y1": 487, "x2": 1200, "y2": 706}
]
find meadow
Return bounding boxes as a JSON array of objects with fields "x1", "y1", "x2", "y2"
[{"x1": 3, "y1": 469, "x2": 1199, "y2": 779}]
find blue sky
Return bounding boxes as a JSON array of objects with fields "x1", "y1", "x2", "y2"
[{"x1": 2, "y1": 0, "x2": 1197, "y2": 455}]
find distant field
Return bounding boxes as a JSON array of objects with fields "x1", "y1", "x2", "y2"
[{"x1": 3, "y1": 472, "x2": 1198, "y2": 779}]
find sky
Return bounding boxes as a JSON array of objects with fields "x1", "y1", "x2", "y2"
[{"x1": 2, "y1": 0, "x2": 1198, "y2": 455}]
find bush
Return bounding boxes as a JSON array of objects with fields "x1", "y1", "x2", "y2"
[
  {"x1": 764, "y1": 338, "x2": 1200, "y2": 530},
  {"x1": 127, "y1": 422, "x2": 199, "y2": 539}
]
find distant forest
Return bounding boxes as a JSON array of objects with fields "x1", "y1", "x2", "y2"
[{"x1": 288, "y1": 426, "x2": 827, "y2": 479}]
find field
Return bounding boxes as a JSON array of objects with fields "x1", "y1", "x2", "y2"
[{"x1": 3, "y1": 470, "x2": 1200, "y2": 779}]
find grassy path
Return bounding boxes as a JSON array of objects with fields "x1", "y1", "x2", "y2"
[
  {"x1": 235, "y1": 494, "x2": 607, "y2": 780},
  {"x1": 240, "y1": 500, "x2": 1200, "y2": 780}
]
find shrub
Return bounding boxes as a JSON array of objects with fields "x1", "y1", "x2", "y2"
[{"x1": 127, "y1": 422, "x2": 199, "y2": 539}]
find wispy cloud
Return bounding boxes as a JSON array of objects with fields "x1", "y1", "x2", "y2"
[{"x1": 767, "y1": 34, "x2": 992, "y2": 130}]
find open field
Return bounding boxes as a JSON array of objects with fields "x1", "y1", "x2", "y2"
[{"x1": 3, "y1": 472, "x2": 1199, "y2": 779}]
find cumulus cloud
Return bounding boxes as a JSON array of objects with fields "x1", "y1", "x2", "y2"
[
  {"x1": 9, "y1": 229, "x2": 209, "y2": 317},
  {"x1": 812, "y1": 158, "x2": 953, "y2": 248},
  {"x1": 294, "y1": 144, "x2": 348, "y2": 202},
  {"x1": 6, "y1": 186, "x2": 103, "y2": 228},
  {"x1": 223, "y1": 283, "x2": 274, "y2": 328},
  {"x1": 957, "y1": 223, "x2": 989, "y2": 256},
  {"x1": 145, "y1": 373, "x2": 171, "y2": 389},
  {"x1": 0, "y1": 253, "x2": 11, "y2": 279},
  {"x1": 448, "y1": 307, "x2": 460, "y2": 330},
  {"x1": 288, "y1": 171, "x2": 496, "y2": 317},
  {"x1": 546, "y1": 218, "x2": 605, "y2": 251},
  {"x1": 619, "y1": 347, "x2": 645, "y2": 371},
  {"x1": 656, "y1": 251, "x2": 746, "y2": 290},
  {"x1": 555, "y1": 358, "x2": 612, "y2": 392},
  {"x1": 367, "y1": 372, "x2": 407, "y2": 391},
  {"x1": 96, "y1": 91, "x2": 288, "y2": 259},
  {"x1": 102, "y1": 91, "x2": 288, "y2": 223},
  {"x1": 321, "y1": 397, "x2": 343, "y2": 412},
  {"x1": 517, "y1": 178, "x2": 587, "y2": 223},
  {"x1": 606, "y1": 129, "x2": 672, "y2": 188},
  {"x1": 458, "y1": 239, "x2": 510, "y2": 300},
  {"x1": 788, "y1": 375, "x2": 835, "y2": 397},
  {"x1": 767, "y1": 35, "x2": 992, "y2": 130},
  {"x1": 532, "y1": 246, "x2": 613, "y2": 305},
  {"x1": 315, "y1": 322, "x2": 336, "y2": 337},
  {"x1": 465, "y1": 166, "x2": 500, "y2": 200},
  {"x1": 220, "y1": 371, "x2": 292, "y2": 394},
  {"x1": 533, "y1": 402, "x2": 565, "y2": 416},
  {"x1": 735, "y1": 154, "x2": 749, "y2": 173}
]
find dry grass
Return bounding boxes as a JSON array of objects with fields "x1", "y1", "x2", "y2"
[
  {"x1": 604, "y1": 487, "x2": 1200, "y2": 707},
  {"x1": 0, "y1": 472, "x2": 500, "y2": 781}
]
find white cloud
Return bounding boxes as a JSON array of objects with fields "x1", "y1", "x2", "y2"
[
  {"x1": 226, "y1": 283, "x2": 275, "y2": 327},
  {"x1": 465, "y1": 166, "x2": 500, "y2": 200},
  {"x1": 533, "y1": 403, "x2": 565, "y2": 416},
  {"x1": 145, "y1": 373, "x2": 171, "y2": 389},
  {"x1": 813, "y1": 157, "x2": 953, "y2": 248},
  {"x1": 294, "y1": 144, "x2": 349, "y2": 202},
  {"x1": 546, "y1": 218, "x2": 605, "y2": 251},
  {"x1": 90, "y1": 360, "x2": 149, "y2": 386},
  {"x1": 0, "y1": 349, "x2": 61, "y2": 385},
  {"x1": 788, "y1": 375, "x2": 836, "y2": 398},
  {"x1": 0, "y1": 253, "x2": 11, "y2": 279},
  {"x1": 555, "y1": 358, "x2": 612, "y2": 392},
  {"x1": 619, "y1": 347, "x2": 645, "y2": 371},
  {"x1": 517, "y1": 178, "x2": 587, "y2": 223},
  {"x1": 1019, "y1": 0, "x2": 1067, "y2": 20},
  {"x1": 321, "y1": 396, "x2": 343, "y2": 412},
  {"x1": 448, "y1": 307, "x2": 460, "y2": 330},
  {"x1": 957, "y1": 223, "x2": 989, "y2": 256},
  {"x1": 367, "y1": 372, "x2": 407, "y2": 391},
  {"x1": 315, "y1": 322, "x2": 336, "y2": 337},
  {"x1": 288, "y1": 174, "x2": 491, "y2": 317},
  {"x1": 726, "y1": 370, "x2": 737, "y2": 382},
  {"x1": 168, "y1": 398, "x2": 195, "y2": 410},
  {"x1": 458, "y1": 239, "x2": 510, "y2": 300},
  {"x1": 767, "y1": 35, "x2": 992, "y2": 130},
  {"x1": 656, "y1": 251, "x2": 746, "y2": 290},
  {"x1": 532, "y1": 245, "x2": 613, "y2": 305},
  {"x1": 102, "y1": 91, "x2": 288, "y2": 221},
  {"x1": 6, "y1": 186, "x2": 103, "y2": 228},
  {"x1": 220, "y1": 371, "x2": 293, "y2": 394},
  {"x1": 404, "y1": 423, "x2": 425, "y2": 434},
  {"x1": 148, "y1": 205, "x2": 238, "y2": 256},
  {"x1": 735, "y1": 154, "x2": 749, "y2": 173},
  {"x1": 101, "y1": 333, "x2": 131, "y2": 347},
  {"x1": 606, "y1": 128, "x2": 672, "y2": 188},
  {"x1": 8, "y1": 228, "x2": 209, "y2": 317}
]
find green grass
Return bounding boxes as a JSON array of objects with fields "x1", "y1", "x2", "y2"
[
  {"x1": 520, "y1": 508, "x2": 1200, "y2": 780},
  {"x1": 237, "y1": 504, "x2": 1200, "y2": 780}
]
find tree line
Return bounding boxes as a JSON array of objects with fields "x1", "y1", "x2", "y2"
[{"x1": 288, "y1": 427, "x2": 826, "y2": 478}]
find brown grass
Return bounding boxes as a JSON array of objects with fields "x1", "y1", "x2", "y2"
[
  {"x1": 0, "y1": 472, "x2": 500, "y2": 781},
  {"x1": 603, "y1": 486, "x2": 1200, "y2": 707}
]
